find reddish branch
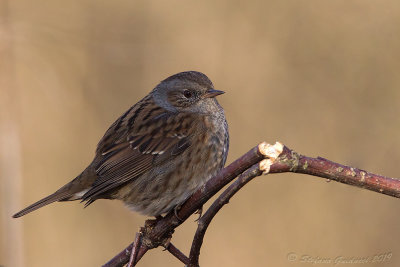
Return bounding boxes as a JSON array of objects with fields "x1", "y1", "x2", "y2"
[
  {"x1": 166, "y1": 243, "x2": 190, "y2": 264},
  {"x1": 102, "y1": 142, "x2": 400, "y2": 267},
  {"x1": 270, "y1": 146, "x2": 400, "y2": 198}
]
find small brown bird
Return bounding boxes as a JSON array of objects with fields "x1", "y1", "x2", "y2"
[{"x1": 13, "y1": 71, "x2": 229, "y2": 218}]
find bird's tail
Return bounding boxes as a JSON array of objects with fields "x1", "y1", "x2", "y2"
[
  {"x1": 12, "y1": 166, "x2": 96, "y2": 218},
  {"x1": 12, "y1": 190, "x2": 75, "y2": 218}
]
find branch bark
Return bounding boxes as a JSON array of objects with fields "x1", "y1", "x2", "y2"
[
  {"x1": 166, "y1": 243, "x2": 190, "y2": 265},
  {"x1": 103, "y1": 142, "x2": 400, "y2": 267}
]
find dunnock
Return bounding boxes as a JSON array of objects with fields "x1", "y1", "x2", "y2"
[{"x1": 13, "y1": 71, "x2": 229, "y2": 218}]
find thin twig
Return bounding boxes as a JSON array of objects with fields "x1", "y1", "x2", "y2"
[
  {"x1": 102, "y1": 242, "x2": 148, "y2": 267},
  {"x1": 269, "y1": 145, "x2": 400, "y2": 198},
  {"x1": 127, "y1": 232, "x2": 142, "y2": 267},
  {"x1": 102, "y1": 243, "x2": 133, "y2": 267},
  {"x1": 165, "y1": 242, "x2": 189, "y2": 265}
]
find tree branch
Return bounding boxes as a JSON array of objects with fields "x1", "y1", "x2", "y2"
[
  {"x1": 103, "y1": 142, "x2": 400, "y2": 267},
  {"x1": 270, "y1": 145, "x2": 400, "y2": 198}
]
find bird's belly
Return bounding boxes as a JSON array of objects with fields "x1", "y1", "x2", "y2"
[
  {"x1": 116, "y1": 145, "x2": 224, "y2": 216},
  {"x1": 118, "y1": 170, "x2": 209, "y2": 216}
]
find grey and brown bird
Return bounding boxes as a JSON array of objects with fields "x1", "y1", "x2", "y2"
[{"x1": 13, "y1": 71, "x2": 229, "y2": 218}]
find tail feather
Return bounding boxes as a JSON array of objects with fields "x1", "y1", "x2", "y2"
[
  {"x1": 13, "y1": 166, "x2": 97, "y2": 218},
  {"x1": 12, "y1": 191, "x2": 73, "y2": 218}
]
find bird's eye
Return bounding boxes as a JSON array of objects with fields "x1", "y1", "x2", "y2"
[{"x1": 183, "y1": 90, "x2": 192, "y2": 98}]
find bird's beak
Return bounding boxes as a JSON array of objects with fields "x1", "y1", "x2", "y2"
[{"x1": 204, "y1": 89, "x2": 225, "y2": 98}]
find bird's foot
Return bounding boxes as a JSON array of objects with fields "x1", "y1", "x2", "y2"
[
  {"x1": 173, "y1": 205, "x2": 183, "y2": 222},
  {"x1": 194, "y1": 206, "x2": 203, "y2": 222}
]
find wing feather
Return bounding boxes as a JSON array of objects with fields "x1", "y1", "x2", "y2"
[{"x1": 81, "y1": 102, "x2": 199, "y2": 204}]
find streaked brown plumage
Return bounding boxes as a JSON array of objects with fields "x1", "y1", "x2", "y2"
[{"x1": 13, "y1": 71, "x2": 229, "y2": 218}]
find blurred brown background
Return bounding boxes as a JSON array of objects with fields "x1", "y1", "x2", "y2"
[{"x1": 1, "y1": 0, "x2": 400, "y2": 266}]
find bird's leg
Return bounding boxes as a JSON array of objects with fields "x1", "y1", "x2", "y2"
[{"x1": 127, "y1": 231, "x2": 143, "y2": 267}]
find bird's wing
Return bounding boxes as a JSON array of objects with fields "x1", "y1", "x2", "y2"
[
  {"x1": 81, "y1": 101, "x2": 198, "y2": 205},
  {"x1": 95, "y1": 94, "x2": 154, "y2": 155}
]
